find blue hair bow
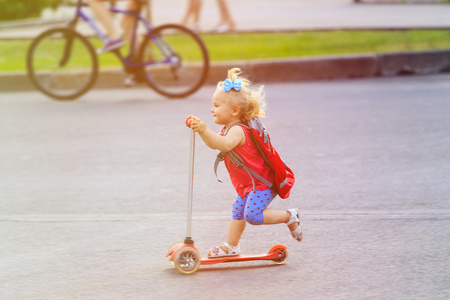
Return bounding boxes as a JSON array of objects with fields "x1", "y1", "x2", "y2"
[{"x1": 223, "y1": 79, "x2": 242, "y2": 92}]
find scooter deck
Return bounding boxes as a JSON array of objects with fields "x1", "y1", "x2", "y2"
[
  {"x1": 167, "y1": 243, "x2": 287, "y2": 264},
  {"x1": 201, "y1": 250, "x2": 283, "y2": 265},
  {"x1": 167, "y1": 243, "x2": 288, "y2": 274}
]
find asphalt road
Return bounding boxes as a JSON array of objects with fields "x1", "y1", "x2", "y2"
[{"x1": 1, "y1": 74, "x2": 450, "y2": 299}]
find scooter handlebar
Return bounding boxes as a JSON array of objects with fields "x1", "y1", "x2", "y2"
[{"x1": 186, "y1": 117, "x2": 193, "y2": 128}]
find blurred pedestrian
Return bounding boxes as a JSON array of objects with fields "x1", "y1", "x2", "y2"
[
  {"x1": 181, "y1": 0, "x2": 235, "y2": 32},
  {"x1": 181, "y1": 0, "x2": 202, "y2": 32},
  {"x1": 214, "y1": 0, "x2": 235, "y2": 32}
]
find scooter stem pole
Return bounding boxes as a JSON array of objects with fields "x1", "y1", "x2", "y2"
[{"x1": 185, "y1": 129, "x2": 195, "y2": 244}]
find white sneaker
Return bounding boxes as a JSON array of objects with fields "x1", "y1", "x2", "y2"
[
  {"x1": 97, "y1": 38, "x2": 125, "y2": 55},
  {"x1": 189, "y1": 23, "x2": 201, "y2": 32},
  {"x1": 212, "y1": 24, "x2": 233, "y2": 33},
  {"x1": 124, "y1": 75, "x2": 137, "y2": 87}
]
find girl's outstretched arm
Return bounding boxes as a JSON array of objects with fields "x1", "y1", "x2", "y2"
[{"x1": 185, "y1": 115, "x2": 245, "y2": 152}]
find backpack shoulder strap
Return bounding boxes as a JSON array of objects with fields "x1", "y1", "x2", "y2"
[
  {"x1": 214, "y1": 151, "x2": 226, "y2": 183},
  {"x1": 221, "y1": 122, "x2": 250, "y2": 136},
  {"x1": 214, "y1": 123, "x2": 248, "y2": 183},
  {"x1": 248, "y1": 117, "x2": 271, "y2": 148},
  {"x1": 215, "y1": 150, "x2": 273, "y2": 190},
  {"x1": 214, "y1": 120, "x2": 274, "y2": 189}
]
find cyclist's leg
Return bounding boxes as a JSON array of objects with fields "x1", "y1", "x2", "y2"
[
  {"x1": 86, "y1": 0, "x2": 121, "y2": 39},
  {"x1": 121, "y1": 0, "x2": 142, "y2": 52},
  {"x1": 121, "y1": 0, "x2": 147, "y2": 86},
  {"x1": 87, "y1": 0, "x2": 124, "y2": 53}
]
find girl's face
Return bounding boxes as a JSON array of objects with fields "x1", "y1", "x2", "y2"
[{"x1": 211, "y1": 90, "x2": 237, "y2": 125}]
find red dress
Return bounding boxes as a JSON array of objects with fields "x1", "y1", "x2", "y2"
[{"x1": 221, "y1": 125, "x2": 275, "y2": 197}]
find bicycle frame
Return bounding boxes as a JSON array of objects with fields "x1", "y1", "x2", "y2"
[{"x1": 70, "y1": 0, "x2": 178, "y2": 69}]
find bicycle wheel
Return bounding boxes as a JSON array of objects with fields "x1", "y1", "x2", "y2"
[
  {"x1": 27, "y1": 27, "x2": 98, "y2": 100},
  {"x1": 138, "y1": 24, "x2": 209, "y2": 98}
]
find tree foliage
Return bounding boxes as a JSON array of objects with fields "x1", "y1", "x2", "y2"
[{"x1": 0, "y1": 0, "x2": 61, "y2": 22}]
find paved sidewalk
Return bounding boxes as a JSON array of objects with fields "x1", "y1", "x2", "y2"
[{"x1": 1, "y1": 0, "x2": 450, "y2": 39}]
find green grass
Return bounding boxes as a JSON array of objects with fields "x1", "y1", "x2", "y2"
[
  {"x1": 203, "y1": 30, "x2": 450, "y2": 61},
  {"x1": 1, "y1": 30, "x2": 450, "y2": 72}
]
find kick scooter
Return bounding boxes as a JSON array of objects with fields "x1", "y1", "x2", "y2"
[{"x1": 166, "y1": 118, "x2": 288, "y2": 275}]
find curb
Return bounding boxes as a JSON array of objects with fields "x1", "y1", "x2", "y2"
[
  {"x1": 1, "y1": 50, "x2": 449, "y2": 92},
  {"x1": 0, "y1": 19, "x2": 66, "y2": 29},
  {"x1": 378, "y1": 50, "x2": 450, "y2": 76}
]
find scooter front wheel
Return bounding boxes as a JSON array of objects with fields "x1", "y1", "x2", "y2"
[{"x1": 174, "y1": 247, "x2": 201, "y2": 274}]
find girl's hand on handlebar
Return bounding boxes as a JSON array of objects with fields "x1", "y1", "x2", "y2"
[{"x1": 185, "y1": 115, "x2": 206, "y2": 133}]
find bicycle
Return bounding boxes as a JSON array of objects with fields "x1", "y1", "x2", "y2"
[{"x1": 26, "y1": 0, "x2": 209, "y2": 100}]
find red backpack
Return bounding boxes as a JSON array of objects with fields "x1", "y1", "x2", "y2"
[{"x1": 214, "y1": 117, "x2": 295, "y2": 199}]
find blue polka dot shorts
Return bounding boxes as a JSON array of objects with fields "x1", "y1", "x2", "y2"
[{"x1": 232, "y1": 189, "x2": 276, "y2": 225}]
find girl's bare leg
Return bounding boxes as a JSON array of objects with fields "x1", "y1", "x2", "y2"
[
  {"x1": 208, "y1": 209, "x2": 298, "y2": 255},
  {"x1": 226, "y1": 219, "x2": 246, "y2": 247},
  {"x1": 263, "y1": 208, "x2": 298, "y2": 231},
  {"x1": 208, "y1": 219, "x2": 245, "y2": 255}
]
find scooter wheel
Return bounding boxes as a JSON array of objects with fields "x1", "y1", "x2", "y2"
[
  {"x1": 272, "y1": 248, "x2": 288, "y2": 265},
  {"x1": 174, "y1": 247, "x2": 201, "y2": 274}
]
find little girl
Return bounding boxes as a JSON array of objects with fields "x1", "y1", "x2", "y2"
[{"x1": 186, "y1": 68, "x2": 302, "y2": 258}]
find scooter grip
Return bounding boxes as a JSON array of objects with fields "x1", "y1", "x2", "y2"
[{"x1": 186, "y1": 117, "x2": 193, "y2": 127}]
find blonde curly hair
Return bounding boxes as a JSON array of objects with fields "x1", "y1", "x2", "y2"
[{"x1": 217, "y1": 68, "x2": 266, "y2": 121}]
